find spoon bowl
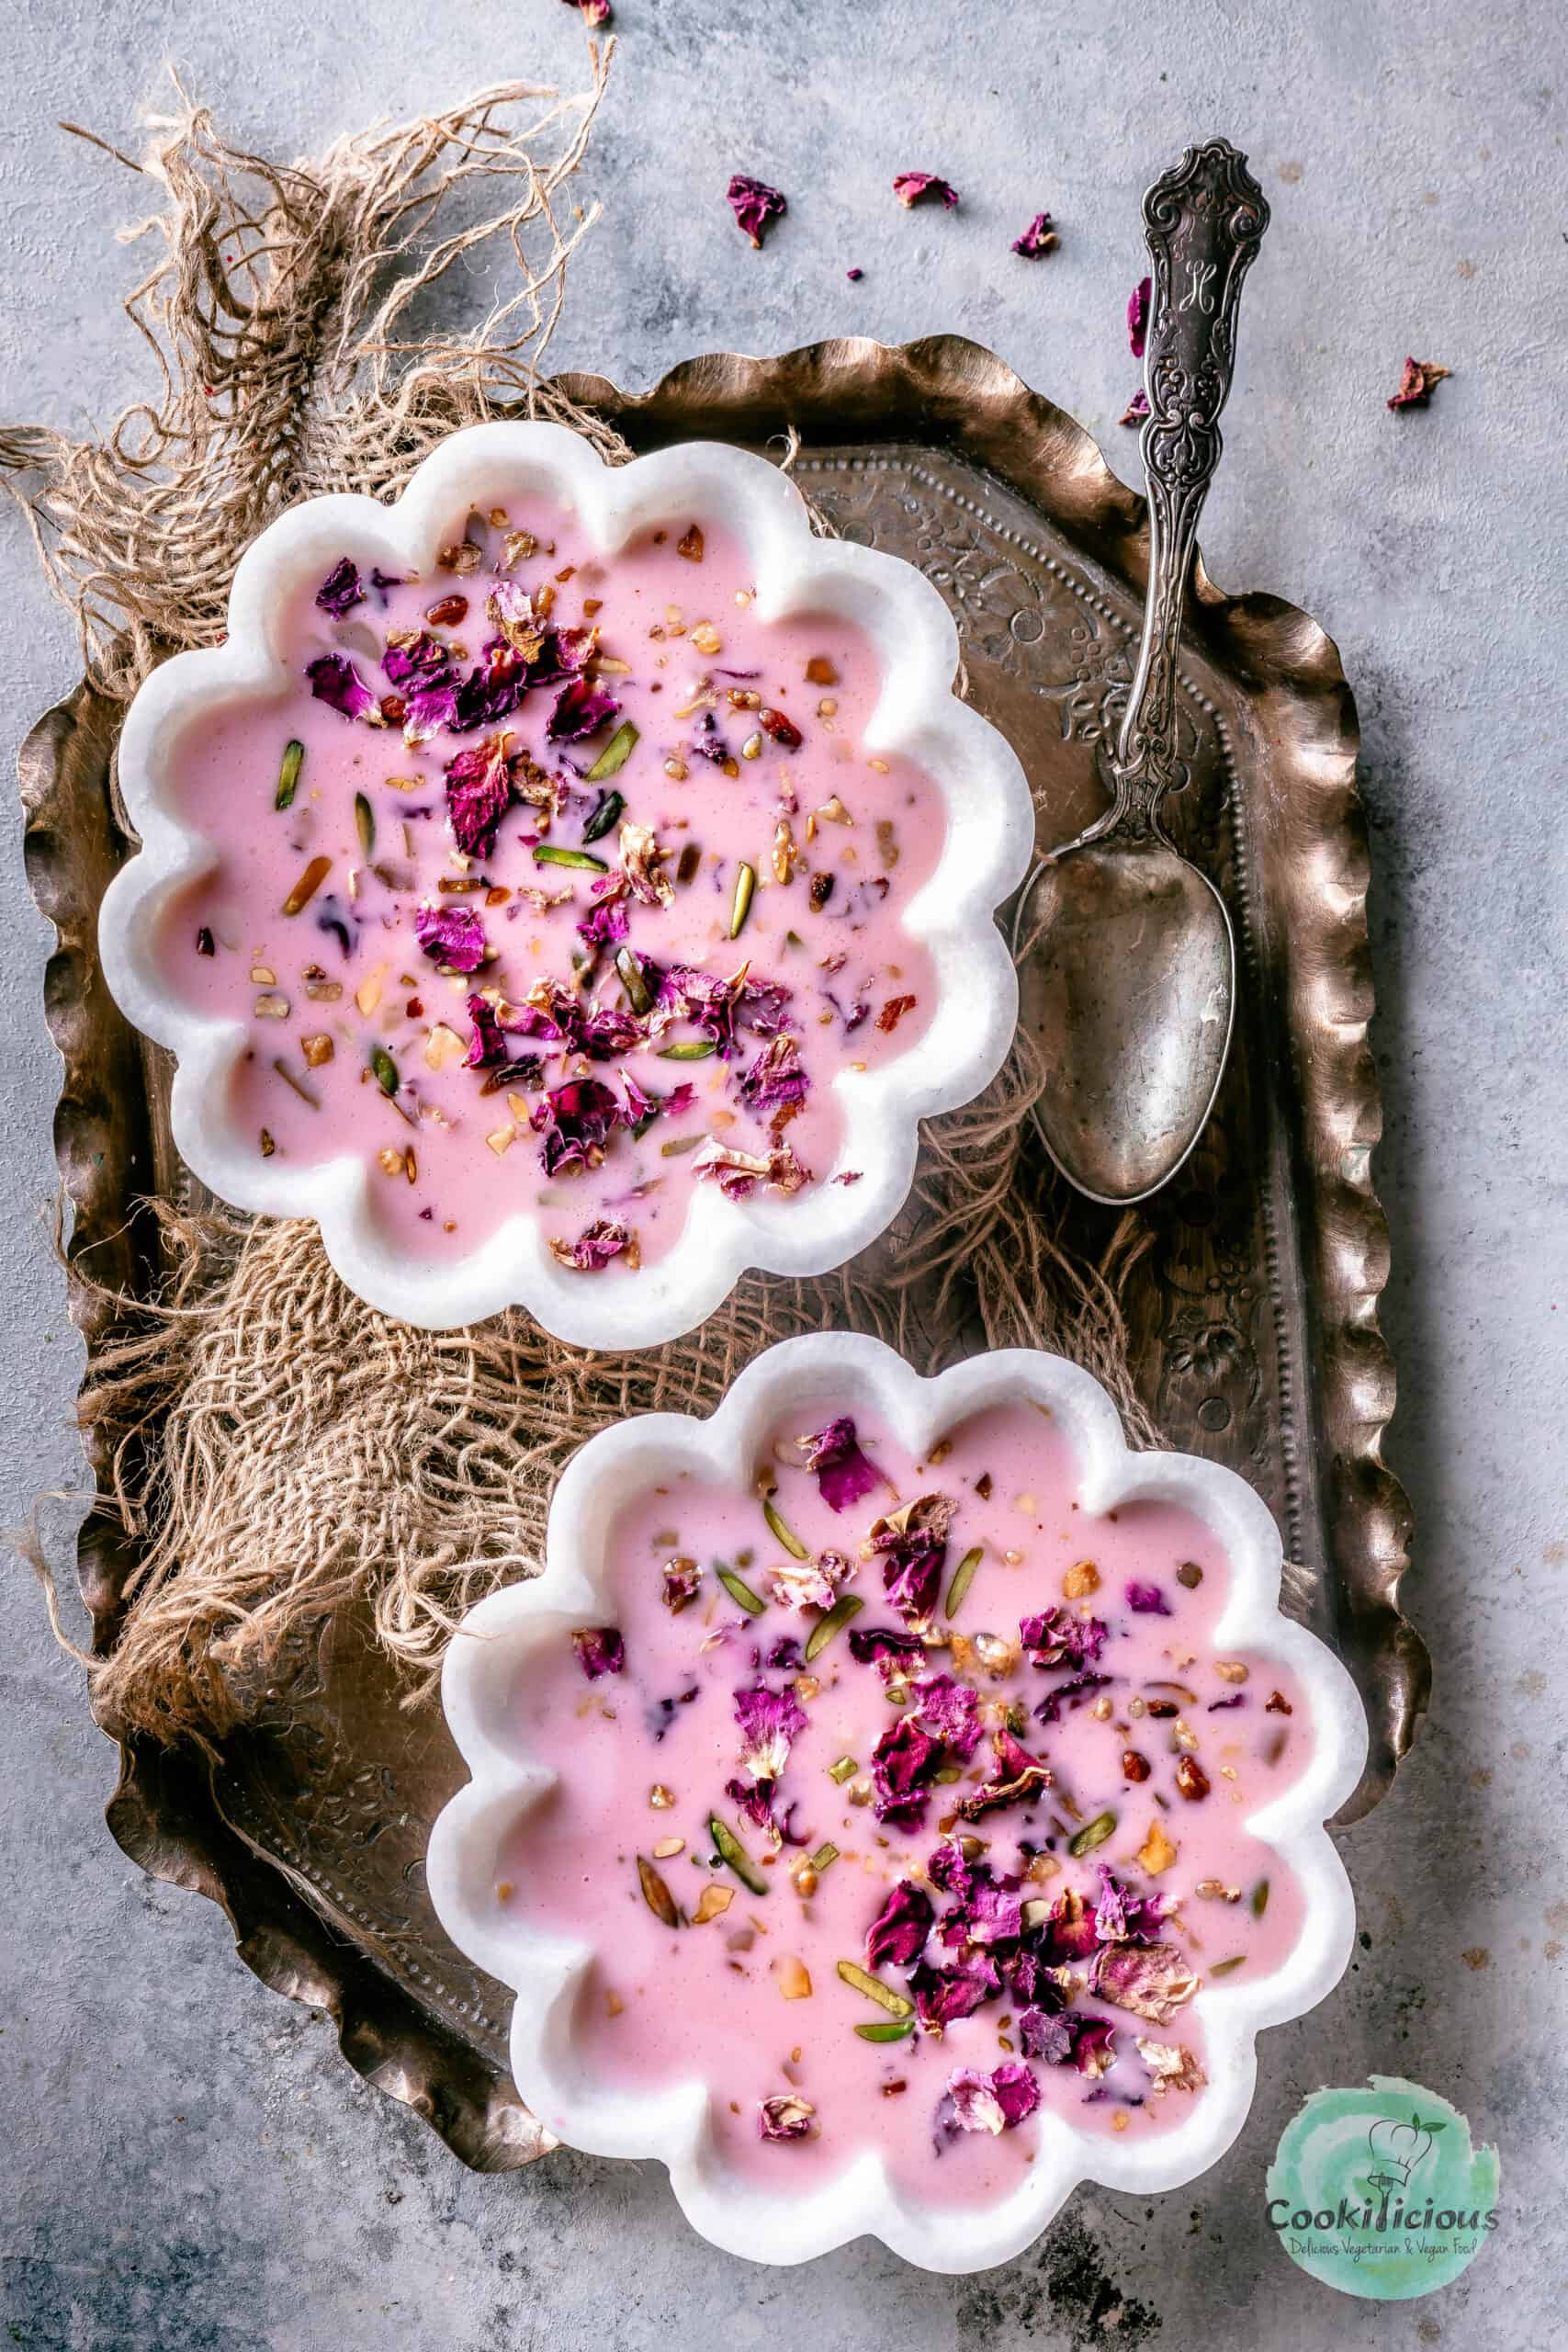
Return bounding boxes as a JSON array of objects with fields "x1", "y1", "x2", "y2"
[{"x1": 1016, "y1": 835, "x2": 1235, "y2": 1203}]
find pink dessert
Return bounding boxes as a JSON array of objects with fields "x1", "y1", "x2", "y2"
[
  {"x1": 157, "y1": 505, "x2": 945, "y2": 1274},
  {"x1": 502, "y1": 1397, "x2": 1314, "y2": 2204}
]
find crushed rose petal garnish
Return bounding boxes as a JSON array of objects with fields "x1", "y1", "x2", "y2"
[
  {"x1": 1386, "y1": 356, "x2": 1451, "y2": 411},
  {"x1": 162, "y1": 503, "x2": 945, "y2": 1270},
  {"x1": 502, "y1": 1398, "x2": 1315, "y2": 2200},
  {"x1": 893, "y1": 172, "x2": 959, "y2": 209}
]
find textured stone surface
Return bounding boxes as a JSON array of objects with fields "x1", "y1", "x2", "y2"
[{"x1": 2, "y1": 2, "x2": 1562, "y2": 2345}]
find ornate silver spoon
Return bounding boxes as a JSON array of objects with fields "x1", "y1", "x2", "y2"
[{"x1": 1012, "y1": 138, "x2": 1269, "y2": 1204}]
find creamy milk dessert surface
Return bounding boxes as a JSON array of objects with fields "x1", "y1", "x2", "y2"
[
  {"x1": 161, "y1": 506, "x2": 944, "y2": 1271},
  {"x1": 502, "y1": 1400, "x2": 1313, "y2": 2202}
]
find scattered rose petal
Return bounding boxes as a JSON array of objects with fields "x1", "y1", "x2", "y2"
[
  {"x1": 530, "y1": 1078, "x2": 621, "y2": 1174},
  {"x1": 445, "y1": 733, "x2": 513, "y2": 856},
  {"x1": 846, "y1": 266, "x2": 863, "y2": 281},
  {"x1": 691, "y1": 1136, "x2": 811, "y2": 1200},
  {"x1": 561, "y1": 0, "x2": 611, "y2": 26},
  {"x1": 1128, "y1": 276, "x2": 1151, "y2": 356},
  {"x1": 1032, "y1": 1668, "x2": 1113, "y2": 1725},
  {"x1": 871, "y1": 1713, "x2": 942, "y2": 1831},
  {"x1": 305, "y1": 653, "x2": 377, "y2": 721},
  {"x1": 414, "y1": 903, "x2": 487, "y2": 972},
  {"x1": 315, "y1": 557, "x2": 365, "y2": 616},
  {"x1": 769, "y1": 1549, "x2": 855, "y2": 1611},
  {"x1": 1021, "y1": 1606, "x2": 1108, "y2": 1670},
  {"x1": 1387, "y1": 356, "x2": 1451, "y2": 411},
  {"x1": 847, "y1": 1623, "x2": 925, "y2": 1668},
  {"x1": 1136, "y1": 2036, "x2": 1208, "y2": 2095},
  {"x1": 797, "y1": 1415, "x2": 881, "y2": 1513},
  {"x1": 865, "y1": 1879, "x2": 935, "y2": 1971},
  {"x1": 910, "y1": 1948, "x2": 1001, "y2": 2031},
  {"x1": 1088, "y1": 1939, "x2": 1201, "y2": 2023},
  {"x1": 661, "y1": 1558, "x2": 701, "y2": 1612},
  {"x1": 955, "y1": 1726, "x2": 1053, "y2": 1821},
  {"x1": 1125, "y1": 1579, "x2": 1171, "y2": 1616},
  {"x1": 548, "y1": 678, "x2": 620, "y2": 741},
  {"x1": 1121, "y1": 388, "x2": 1150, "y2": 427},
  {"x1": 728, "y1": 175, "x2": 787, "y2": 249},
  {"x1": 894, "y1": 172, "x2": 958, "y2": 209},
  {"x1": 549, "y1": 1220, "x2": 637, "y2": 1272},
  {"x1": 737, "y1": 1033, "x2": 808, "y2": 1116},
  {"x1": 1093, "y1": 1864, "x2": 1169, "y2": 1945},
  {"x1": 869, "y1": 1493, "x2": 953, "y2": 1623},
  {"x1": 908, "y1": 1671, "x2": 983, "y2": 1759},
  {"x1": 758, "y1": 2093, "x2": 816, "y2": 2142},
  {"x1": 1012, "y1": 212, "x2": 1058, "y2": 257},
  {"x1": 570, "y1": 1626, "x2": 624, "y2": 1680},
  {"x1": 944, "y1": 2063, "x2": 1040, "y2": 2134}
]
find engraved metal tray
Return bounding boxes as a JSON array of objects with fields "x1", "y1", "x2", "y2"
[{"x1": 20, "y1": 335, "x2": 1426, "y2": 2174}]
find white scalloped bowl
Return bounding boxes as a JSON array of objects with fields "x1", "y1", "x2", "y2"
[
  {"x1": 426, "y1": 1331, "x2": 1367, "y2": 2271},
  {"x1": 96, "y1": 424, "x2": 1034, "y2": 1346}
]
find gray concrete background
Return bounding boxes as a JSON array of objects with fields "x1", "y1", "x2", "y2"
[{"x1": 2, "y1": 1, "x2": 1563, "y2": 2345}]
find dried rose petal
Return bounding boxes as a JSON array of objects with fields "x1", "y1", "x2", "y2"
[
  {"x1": 413, "y1": 903, "x2": 487, "y2": 972},
  {"x1": 910, "y1": 1948, "x2": 1000, "y2": 2031},
  {"x1": 691, "y1": 1136, "x2": 809, "y2": 1200},
  {"x1": 727, "y1": 175, "x2": 788, "y2": 249},
  {"x1": 1021, "y1": 1605, "x2": 1107, "y2": 1670},
  {"x1": 1121, "y1": 388, "x2": 1150, "y2": 427},
  {"x1": 661, "y1": 1558, "x2": 701, "y2": 1612},
  {"x1": 893, "y1": 172, "x2": 958, "y2": 209},
  {"x1": 1136, "y1": 2036, "x2": 1207, "y2": 2095},
  {"x1": 944, "y1": 2062, "x2": 1040, "y2": 2132},
  {"x1": 1387, "y1": 356, "x2": 1451, "y2": 410},
  {"x1": 869, "y1": 1494, "x2": 953, "y2": 1623},
  {"x1": 547, "y1": 678, "x2": 620, "y2": 741},
  {"x1": 865, "y1": 1880, "x2": 934, "y2": 1972},
  {"x1": 757, "y1": 2093, "x2": 816, "y2": 2142},
  {"x1": 1128, "y1": 276, "x2": 1152, "y2": 357},
  {"x1": 570, "y1": 1625, "x2": 624, "y2": 1680},
  {"x1": 871, "y1": 1714, "x2": 942, "y2": 1832},
  {"x1": 1019, "y1": 2006, "x2": 1077, "y2": 2065},
  {"x1": 1125, "y1": 1579, "x2": 1171, "y2": 1616},
  {"x1": 530, "y1": 1078, "x2": 621, "y2": 1175},
  {"x1": 1011, "y1": 212, "x2": 1058, "y2": 257},
  {"x1": 305, "y1": 653, "x2": 377, "y2": 722},
  {"x1": 908, "y1": 1670, "x2": 983, "y2": 1759},
  {"x1": 1093, "y1": 1864, "x2": 1169, "y2": 1945},
  {"x1": 445, "y1": 733, "x2": 513, "y2": 856},
  {"x1": 795, "y1": 1415, "x2": 881, "y2": 1515},
  {"x1": 1088, "y1": 1939, "x2": 1201, "y2": 2023},
  {"x1": 768, "y1": 1550, "x2": 854, "y2": 1611},
  {"x1": 549, "y1": 1220, "x2": 637, "y2": 1272},
  {"x1": 382, "y1": 630, "x2": 457, "y2": 691},
  {"x1": 737, "y1": 1034, "x2": 808, "y2": 1116},
  {"x1": 1072, "y1": 2016, "x2": 1118, "y2": 2078},
  {"x1": 315, "y1": 557, "x2": 365, "y2": 616}
]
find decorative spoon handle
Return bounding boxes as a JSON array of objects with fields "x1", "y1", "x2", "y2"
[{"x1": 1110, "y1": 138, "x2": 1269, "y2": 834}]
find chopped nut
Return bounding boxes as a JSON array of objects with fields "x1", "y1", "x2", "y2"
[
  {"x1": 355, "y1": 964, "x2": 387, "y2": 1016},
  {"x1": 253, "y1": 991, "x2": 290, "y2": 1020},
  {"x1": 816, "y1": 794, "x2": 852, "y2": 826},
  {"x1": 663, "y1": 756, "x2": 689, "y2": 782},
  {"x1": 437, "y1": 539, "x2": 483, "y2": 575},
  {"x1": 485, "y1": 1123, "x2": 516, "y2": 1156},
  {"x1": 378, "y1": 1148, "x2": 407, "y2": 1178},
  {"x1": 1194, "y1": 1879, "x2": 1242, "y2": 1903},
  {"x1": 1214, "y1": 1660, "x2": 1248, "y2": 1683},
  {"x1": 1172, "y1": 1717, "x2": 1201, "y2": 1753},
  {"x1": 1122, "y1": 1748, "x2": 1151, "y2": 1781},
  {"x1": 1063, "y1": 1560, "x2": 1101, "y2": 1599},
  {"x1": 300, "y1": 1033, "x2": 334, "y2": 1068},
  {"x1": 740, "y1": 731, "x2": 763, "y2": 760},
  {"x1": 777, "y1": 1954, "x2": 812, "y2": 2000},
  {"x1": 249, "y1": 963, "x2": 276, "y2": 986},
  {"x1": 258, "y1": 1127, "x2": 275, "y2": 1157},
  {"x1": 1137, "y1": 1818, "x2": 1179, "y2": 1875},
  {"x1": 805, "y1": 655, "x2": 838, "y2": 686},
  {"x1": 692, "y1": 1883, "x2": 735, "y2": 1926},
  {"x1": 652, "y1": 1837, "x2": 685, "y2": 1860},
  {"x1": 1176, "y1": 1756, "x2": 1211, "y2": 1803},
  {"x1": 423, "y1": 1022, "x2": 466, "y2": 1070},
  {"x1": 875, "y1": 820, "x2": 899, "y2": 870},
  {"x1": 773, "y1": 820, "x2": 799, "y2": 884},
  {"x1": 691, "y1": 622, "x2": 724, "y2": 657}
]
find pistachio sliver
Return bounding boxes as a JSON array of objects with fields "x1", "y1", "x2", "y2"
[
  {"x1": 804, "y1": 1591, "x2": 863, "y2": 1662},
  {"x1": 354, "y1": 791, "x2": 376, "y2": 856},
  {"x1": 282, "y1": 854, "x2": 333, "y2": 916},
  {"x1": 660, "y1": 1132, "x2": 703, "y2": 1158},
  {"x1": 585, "y1": 720, "x2": 639, "y2": 784},
  {"x1": 854, "y1": 2018, "x2": 915, "y2": 2042},
  {"x1": 369, "y1": 1044, "x2": 400, "y2": 1098},
  {"x1": 1250, "y1": 1876, "x2": 1270, "y2": 1918},
  {"x1": 1209, "y1": 1954, "x2": 1247, "y2": 1976},
  {"x1": 807, "y1": 1842, "x2": 840, "y2": 1873},
  {"x1": 762, "y1": 1498, "x2": 809, "y2": 1560},
  {"x1": 582, "y1": 786, "x2": 626, "y2": 843},
  {"x1": 826, "y1": 1755, "x2": 857, "y2": 1784},
  {"x1": 657, "y1": 1038, "x2": 717, "y2": 1061},
  {"x1": 835, "y1": 1960, "x2": 912, "y2": 2018},
  {"x1": 275, "y1": 738, "x2": 304, "y2": 809},
  {"x1": 716, "y1": 1566, "x2": 766, "y2": 1616},
  {"x1": 615, "y1": 944, "x2": 652, "y2": 1014},
  {"x1": 944, "y1": 1545, "x2": 984, "y2": 1619},
  {"x1": 637, "y1": 1854, "x2": 682, "y2": 1928},
  {"x1": 534, "y1": 842, "x2": 610, "y2": 873},
  {"x1": 729, "y1": 859, "x2": 756, "y2": 939},
  {"x1": 1067, "y1": 1808, "x2": 1118, "y2": 1858},
  {"x1": 708, "y1": 1814, "x2": 768, "y2": 1896}
]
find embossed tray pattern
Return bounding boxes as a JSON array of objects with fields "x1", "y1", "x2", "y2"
[{"x1": 20, "y1": 336, "x2": 1425, "y2": 2175}]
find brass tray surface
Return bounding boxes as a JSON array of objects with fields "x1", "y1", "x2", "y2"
[{"x1": 20, "y1": 334, "x2": 1425, "y2": 2174}]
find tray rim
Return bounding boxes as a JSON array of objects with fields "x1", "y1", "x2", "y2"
[{"x1": 18, "y1": 330, "x2": 1426, "y2": 2178}]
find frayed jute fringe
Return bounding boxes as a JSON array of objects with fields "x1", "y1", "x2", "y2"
[{"x1": 8, "y1": 65, "x2": 1155, "y2": 1748}]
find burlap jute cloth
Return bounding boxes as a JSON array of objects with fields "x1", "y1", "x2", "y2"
[{"x1": 5, "y1": 52, "x2": 1158, "y2": 1752}]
